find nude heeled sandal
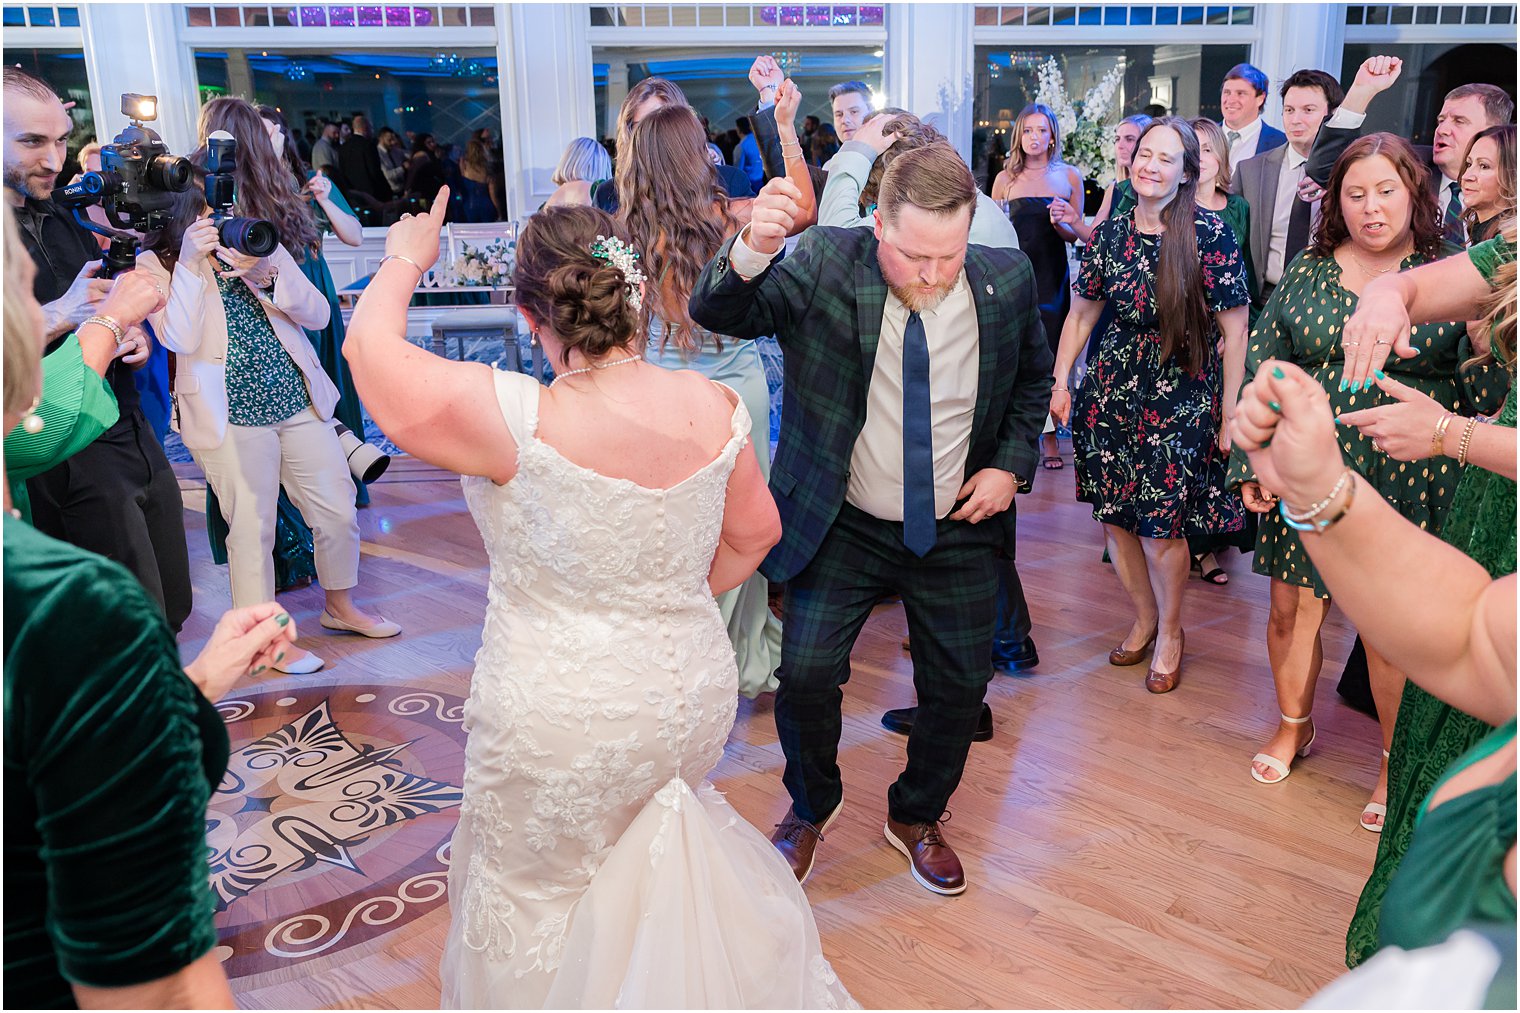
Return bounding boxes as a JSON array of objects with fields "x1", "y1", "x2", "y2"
[
  {"x1": 1250, "y1": 713, "x2": 1316, "y2": 784},
  {"x1": 1361, "y1": 750, "x2": 1390, "y2": 833}
]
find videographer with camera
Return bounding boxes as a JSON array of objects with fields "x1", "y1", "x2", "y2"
[
  {"x1": 136, "y1": 100, "x2": 398, "y2": 675},
  {"x1": 2, "y1": 67, "x2": 193, "y2": 633}
]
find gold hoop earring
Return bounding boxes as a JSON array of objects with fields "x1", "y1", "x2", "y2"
[{"x1": 21, "y1": 395, "x2": 43, "y2": 435}]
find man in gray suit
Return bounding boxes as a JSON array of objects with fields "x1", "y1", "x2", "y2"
[{"x1": 1232, "y1": 68, "x2": 1348, "y2": 310}]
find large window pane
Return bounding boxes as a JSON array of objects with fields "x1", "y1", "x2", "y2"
[
  {"x1": 194, "y1": 48, "x2": 504, "y2": 217},
  {"x1": 1340, "y1": 41, "x2": 1516, "y2": 146},
  {"x1": 592, "y1": 47, "x2": 884, "y2": 167},
  {"x1": 973, "y1": 43, "x2": 1248, "y2": 186},
  {"x1": 0, "y1": 48, "x2": 94, "y2": 168}
]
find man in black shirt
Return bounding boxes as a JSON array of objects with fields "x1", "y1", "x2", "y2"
[{"x1": 4, "y1": 68, "x2": 192, "y2": 632}]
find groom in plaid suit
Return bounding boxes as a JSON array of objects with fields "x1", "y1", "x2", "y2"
[{"x1": 690, "y1": 143, "x2": 1053, "y2": 895}]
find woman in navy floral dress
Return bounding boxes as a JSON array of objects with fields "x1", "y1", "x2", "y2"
[{"x1": 1050, "y1": 117, "x2": 1251, "y2": 693}]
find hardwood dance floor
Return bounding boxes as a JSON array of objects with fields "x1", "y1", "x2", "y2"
[{"x1": 175, "y1": 453, "x2": 1383, "y2": 1010}]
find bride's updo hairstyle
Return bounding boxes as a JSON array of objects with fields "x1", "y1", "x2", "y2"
[{"x1": 513, "y1": 205, "x2": 641, "y2": 368}]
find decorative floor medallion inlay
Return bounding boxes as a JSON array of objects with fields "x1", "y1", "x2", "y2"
[{"x1": 210, "y1": 687, "x2": 466, "y2": 979}]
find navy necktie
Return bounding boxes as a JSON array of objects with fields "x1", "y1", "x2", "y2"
[
  {"x1": 1443, "y1": 180, "x2": 1466, "y2": 246},
  {"x1": 902, "y1": 310, "x2": 936, "y2": 557}
]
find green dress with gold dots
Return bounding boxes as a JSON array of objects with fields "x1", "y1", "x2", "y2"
[
  {"x1": 1228, "y1": 249, "x2": 1464, "y2": 597},
  {"x1": 1345, "y1": 234, "x2": 1518, "y2": 969}
]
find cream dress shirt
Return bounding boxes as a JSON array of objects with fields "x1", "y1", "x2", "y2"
[{"x1": 729, "y1": 230, "x2": 981, "y2": 521}]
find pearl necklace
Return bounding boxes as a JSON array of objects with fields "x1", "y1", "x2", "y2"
[{"x1": 549, "y1": 354, "x2": 642, "y2": 386}]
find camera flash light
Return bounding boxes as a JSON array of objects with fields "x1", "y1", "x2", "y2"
[{"x1": 122, "y1": 93, "x2": 158, "y2": 121}]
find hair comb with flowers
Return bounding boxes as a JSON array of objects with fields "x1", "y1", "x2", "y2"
[{"x1": 590, "y1": 235, "x2": 647, "y2": 312}]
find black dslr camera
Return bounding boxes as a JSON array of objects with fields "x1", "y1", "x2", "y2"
[
  {"x1": 51, "y1": 93, "x2": 276, "y2": 274},
  {"x1": 203, "y1": 130, "x2": 278, "y2": 258}
]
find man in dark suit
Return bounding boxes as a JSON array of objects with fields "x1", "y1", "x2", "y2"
[
  {"x1": 1306, "y1": 60, "x2": 1514, "y2": 248},
  {"x1": 336, "y1": 113, "x2": 396, "y2": 218},
  {"x1": 1233, "y1": 68, "x2": 1347, "y2": 309},
  {"x1": 690, "y1": 144, "x2": 1053, "y2": 896},
  {"x1": 1220, "y1": 63, "x2": 1287, "y2": 164}
]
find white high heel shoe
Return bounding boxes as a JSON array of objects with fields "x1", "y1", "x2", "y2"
[
  {"x1": 1250, "y1": 713, "x2": 1316, "y2": 784},
  {"x1": 1361, "y1": 750, "x2": 1391, "y2": 833}
]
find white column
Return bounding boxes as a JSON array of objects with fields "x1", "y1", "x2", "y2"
[
  {"x1": 1252, "y1": 4, "x2": 1346, "y2": 128},
  {"x1": 227, "y1": 50, "x2": 254, "y2": 102},
  {"x1": 79, "y1": 3, "x2": 199, "y2": 156},
  {"x1": 884, "y1": 3, "x2": 976, "y2": 161},
  {"x1": 605, "y1": 57, "x2": 629, "y2": 140},
  {"x1": 499, "y1": 3, "x2": 595, "y2": 217}
]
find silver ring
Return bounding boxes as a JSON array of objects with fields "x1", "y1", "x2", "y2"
[
  {"x1": 1344, "y1": 341, "x2": 1360, "y2": 347},
  {"x1": 1371, "y1": 437, "x2": 1382, "y2": 452},
  {"x1": 1374, "y1": 339, "x2": 1391, "y2": 346}
]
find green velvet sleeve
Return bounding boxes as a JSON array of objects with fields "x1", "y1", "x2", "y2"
[
  {"x1": 5, "y1": 334, "x2": 119, "y2": 483},
  {"x1": 1468, "y1": 233, "x2": 1515, "y2": 285},
  {"x1": 7, "y1": 529, "x2": 223, "y2": 991}
]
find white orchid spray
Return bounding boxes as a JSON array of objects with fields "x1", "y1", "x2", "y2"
[{"x1": 1033, "y1": 57, "x2": 1126, "y2": 186}]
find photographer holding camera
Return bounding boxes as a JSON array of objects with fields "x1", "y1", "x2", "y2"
[
  {"x1": 136, "y1": 98, "x2": 397, "y2": 674},
  {"x1": 2, "y1": 67, "x2": 193, "y2": 633}
]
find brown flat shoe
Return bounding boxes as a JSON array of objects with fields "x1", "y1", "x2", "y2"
[
  {"x1": 901, "y1": 635, "x2": 911, "y2": 652},
  {"x1": 770, "y1": 803, "x2": 841, "y2": 884},
  {"x1": 1109, "y1": 627, "x2": 1158, "y2": 667},
  {"x1": 1145, "y1": 631, "x2": 1185, "y2": 693},
  {"x1": 884, "y1": 815, "x2": 966, "y2": 895}
]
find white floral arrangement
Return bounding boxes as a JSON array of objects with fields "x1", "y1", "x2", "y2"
[
  {"x1": 450, "y1": 238, "x2": 515, "y2": 287},
  {"x1": 1034, "y1": 57, "x2": 1126, "y2": 187}
]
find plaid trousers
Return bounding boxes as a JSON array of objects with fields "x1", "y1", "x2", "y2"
[{"x1": 776, "y1": 502, "x2": 999, "y2": 826}]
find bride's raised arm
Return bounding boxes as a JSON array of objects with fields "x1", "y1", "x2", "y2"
[{"x1": 343, "y1": 186, "x2": 520, "y2": 483}]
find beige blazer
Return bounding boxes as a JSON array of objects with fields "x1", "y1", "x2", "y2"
[{"x1": 138, "y1": 243, "x2": 338, "y2": 451}]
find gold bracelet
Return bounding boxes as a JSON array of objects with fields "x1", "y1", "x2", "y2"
[
  {"x1": 1430, "y1": 411, "x2": 1455, "y2": 458},
  {"x1": 1456, "y1": 416, "x2": 1480, "y2": 466}
]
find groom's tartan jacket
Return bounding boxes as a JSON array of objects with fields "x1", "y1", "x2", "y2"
[{"x1": 690, "y1": 225, "x2": 1054, "y2": 583}]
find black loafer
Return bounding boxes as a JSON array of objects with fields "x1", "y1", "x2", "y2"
[
  {"x1": 881, "y1": 703, "x2": 993, "y2": 742},
  {"x1": 992, "y1": 635, "x2": 1039, "y2": 672}
]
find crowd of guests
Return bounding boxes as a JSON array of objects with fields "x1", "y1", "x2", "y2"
[
  {"x1": 2, "y1": 42, "x2": 1516, "y2": 1010},
  {"x1": 296, "y1": 113, "x2": 507, "y2": 223}
]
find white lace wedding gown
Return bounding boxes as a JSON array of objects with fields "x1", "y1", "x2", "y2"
[{"x1": 440, "y1": 370, "x2": 857, "y2": 1009}]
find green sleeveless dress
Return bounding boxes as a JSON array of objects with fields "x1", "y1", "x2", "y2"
[{"x1": 1346, "y1": 234, "x2": 1518, "y2": 967}]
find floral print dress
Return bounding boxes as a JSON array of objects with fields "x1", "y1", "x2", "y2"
[{"x1": 1072, "y1": 204, "x2": 1250, "y2": 538}]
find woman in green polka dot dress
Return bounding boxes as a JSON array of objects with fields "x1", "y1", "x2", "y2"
[{"x1": 1228, "y1": 134, "x2": 1466, "y2": 831}]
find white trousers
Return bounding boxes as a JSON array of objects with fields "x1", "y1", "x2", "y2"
[{"x1": 192, "y1": 408, "x2": 361, "y2": 609}]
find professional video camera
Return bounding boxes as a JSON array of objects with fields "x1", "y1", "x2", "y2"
[{"x1": 51, "y1": 93, "x2": 275, "y2": 275}]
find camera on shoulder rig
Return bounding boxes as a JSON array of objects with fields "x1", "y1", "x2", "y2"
[{"x1": 50, "y1": 93, "x2": 276, "y2": 275}]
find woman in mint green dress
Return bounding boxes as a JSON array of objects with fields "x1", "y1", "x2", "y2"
[
  {"x1": 615, "y1": 103, "x2": 797, "y2": 697},
  {"x1": 1339, "y1": 229, "x2": 1517, "y2": 966}
]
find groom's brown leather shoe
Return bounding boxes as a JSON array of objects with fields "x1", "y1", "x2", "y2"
[
  {"x1": 770, "y1": 803, "x2": 841, "y2": 884},
  {"x1": 884, "y1": 815, "x2": 966, "y2": 895}
]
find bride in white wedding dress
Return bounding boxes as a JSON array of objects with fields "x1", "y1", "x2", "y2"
[{"x1": 345, "y1": 191, "x2": 856, "y2": 1009}]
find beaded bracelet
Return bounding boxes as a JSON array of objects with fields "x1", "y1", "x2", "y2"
[
  {"x1": 1430, "y1": 411, "x2": 1455, "y2": 458},
  {"x1": 1456, "y1": 416, "x2": 1481, "y2": 466},
  {"x1": 1282, "y1": 466, "x2": 1352, "y2": 525},
  {"x1": 81, "y1": 314, "x2": 125, "y2": 344},
  {"x1": 1280, "y1": 468, "x2": 1358, "y2": 534}
]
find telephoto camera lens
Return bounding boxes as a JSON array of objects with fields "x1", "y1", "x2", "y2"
[{"x1": 216, "y1": 216, "x2": 279, "y2": 257}]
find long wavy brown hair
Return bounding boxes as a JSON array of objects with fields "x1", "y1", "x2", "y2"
[
  {"x1": 1472, "y1": 217, "x2": 1516, "y2": 371},
  {"x1": 149, "y1": 98, "x2": 321, "y2": 265},
  {"x1": 1311, "y1": 133, "x2": 1442, "y2": 261},
  {"x1": 257, "y1": 104, "x2": 313, "y2": 189},
  {"x1": 1135, "y1": 117, "x2": 1213, "y2": 373},
  {"x1": 616, "y1": 103, "x2": 739, "y2": 352}
]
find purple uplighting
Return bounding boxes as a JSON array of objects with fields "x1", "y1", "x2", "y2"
[
  {"x1": 286, "y1": 6, "x2": 435, "y2": 28},
  {"x1": 759, "y1": 6, "x2": 884, "y2": 27}
]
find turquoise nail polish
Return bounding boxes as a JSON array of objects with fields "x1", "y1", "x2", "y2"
[
  {"x1": 276, "y1": 613, "x2": 290, "y2": 627},
  {"x1": 1272, "y1": 367, "x2": 1286, "y2": 379},
  {"x1": 1338, "y1": 378, "x2": 1348, "y2": 392},
  {"x1": 1269, "y1": 401, "x2": 1281, "y2": 413},
  {"x1": 1335, "y1": 416, "x2": 1350, "y2": 425},
  {"x1": 1374, "y1": 369, "x2": 1386, "y2": 380}
]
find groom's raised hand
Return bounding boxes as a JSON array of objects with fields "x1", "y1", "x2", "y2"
[{"x1": 948, "y1": 468, "x2": 1017, "y2": 524}]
